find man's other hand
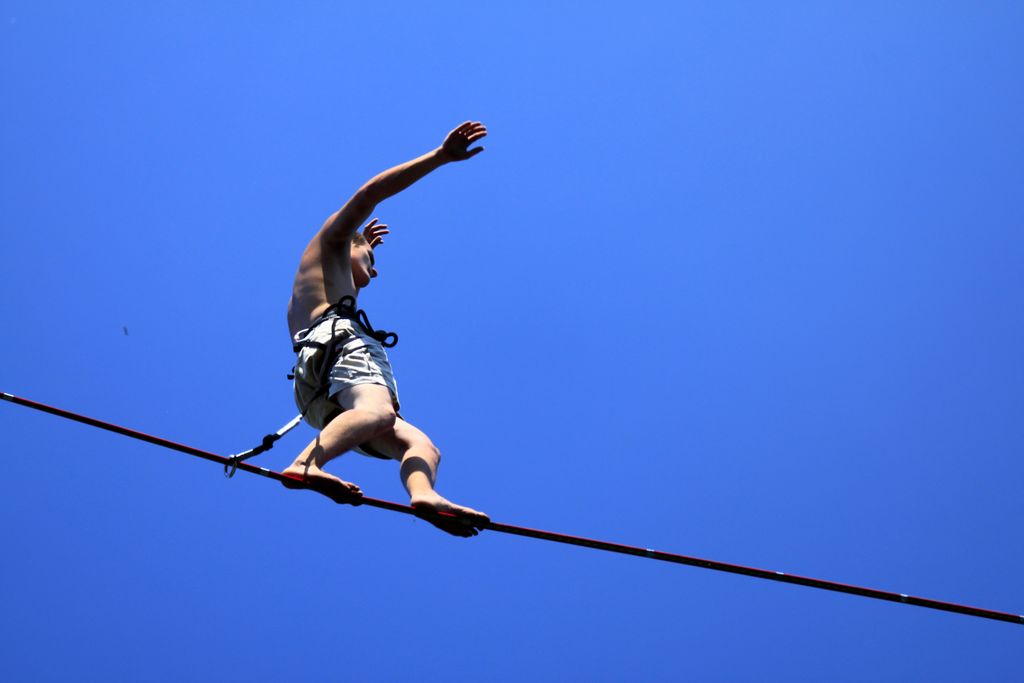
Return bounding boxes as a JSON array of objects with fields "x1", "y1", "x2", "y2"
[{"x1": 362, "y1": 218, "x2": 390, "y2": 248}]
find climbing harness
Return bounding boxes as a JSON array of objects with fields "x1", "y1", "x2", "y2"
[
  {"x1": 2, "y1": 389, "x2": 1022, "y2": 626},
  {"x1": 290, "y1": 295, "x2": 398, "y2": 418},
  {"x1": 297, "y1": 295, "x2": 399, "y2": 351}
]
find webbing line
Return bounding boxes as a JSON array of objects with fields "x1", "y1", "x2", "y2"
[{"x1": 2, "y1": 390, "x2": 1021, "y2": 626}]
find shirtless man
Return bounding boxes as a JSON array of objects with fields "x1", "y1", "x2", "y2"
[{"x1": 283, "y1": 121, "x2": 489, "y2": 537}]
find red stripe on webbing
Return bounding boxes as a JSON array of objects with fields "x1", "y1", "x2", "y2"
[{"x1": 2, "y1": 390, "x2": 1021, "y2": 626}]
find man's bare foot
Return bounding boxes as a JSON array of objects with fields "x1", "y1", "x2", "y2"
[
  {"x1": 410, "y1": 491, "x2": 489, "y2": 537},
  {"x1": 281, "y1": 461, "x2": 362, "y2": 498}
]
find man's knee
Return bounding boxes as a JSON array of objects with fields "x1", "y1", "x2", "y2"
[
  {"x1": 335, "y1": 384, "x2": 397, "y2": 434},
  {"x1": 413, "y1": 437, "x2": 441, "y2": 465}
]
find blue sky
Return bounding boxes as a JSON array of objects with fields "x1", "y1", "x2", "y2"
[{"x1": 1, "y1": 2, "x2": 1022, "y2": 681}]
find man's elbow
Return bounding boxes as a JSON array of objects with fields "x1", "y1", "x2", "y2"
[
  {"x1": 353, "y1": 184, "x2": 383, "y2": 210},
  {"x1": 321, "y1": 191, "x2": 374, "y2": 245}
]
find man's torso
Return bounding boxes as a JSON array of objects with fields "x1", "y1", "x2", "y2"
[{"x1": 288, "y1": 234, "x2": 358, "y2": 338}]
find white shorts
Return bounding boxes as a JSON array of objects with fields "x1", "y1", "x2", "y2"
[{"x1": 292, "y1": 315, "x2": 401, "y2": 432}]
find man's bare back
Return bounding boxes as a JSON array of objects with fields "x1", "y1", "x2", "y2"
[{"x1": 281, "y1": 122, "x2": 490, "y2": 536}]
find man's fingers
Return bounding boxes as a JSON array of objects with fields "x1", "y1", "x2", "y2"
[
  {"x1": 467, "y1": 131, "x2": 487, "y2": 143},
  {"x1": 466, "y1": 146, "x2": 485, "y2": 158},
  {"x1": 453, "y1": 121, "x2": 485, "y2": 137},
  {"x1": 366, "y1": 222, "x2": 389, "y2": 248}
]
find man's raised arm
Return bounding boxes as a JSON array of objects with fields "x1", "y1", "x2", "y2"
[{"x1": 319, "y1": 121, "x2": 487, "y2": 245}]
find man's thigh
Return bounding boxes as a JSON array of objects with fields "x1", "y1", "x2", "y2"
[{"x1": 333, "y1": 383, "x2": 394, "y2": 416}]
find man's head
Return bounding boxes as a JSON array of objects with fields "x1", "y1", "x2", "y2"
[{"x1": 351, "y1": 232, "x2": 377, "y2": 288}]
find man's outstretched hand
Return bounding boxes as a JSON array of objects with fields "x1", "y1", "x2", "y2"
[
  {"x1": 362, "y1": 218, "x2": 390, "y2": 248},
  {"x1": 440, "y1": 121, "x2": 487, "y2": 162}
]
